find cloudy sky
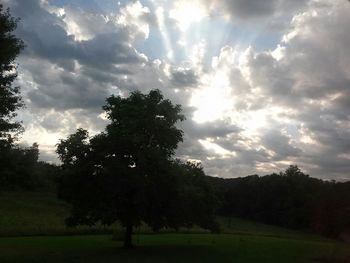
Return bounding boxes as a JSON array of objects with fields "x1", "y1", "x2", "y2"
[{"x1": 4, "y1": 0, "x2": 350, "y2": 179}]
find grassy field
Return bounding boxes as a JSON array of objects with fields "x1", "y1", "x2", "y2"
[
  {"x1": 1, "y1": 234, "x2": 349, "y2": 263},
  {"x1": 1, "y1": 191, "x2": 350, "y2": 262},
  {"x1": 0, "y1": 192, "x2": 113, "y2": 236},
  {"x1": 0, "y1": 192, "x2": 329, "y2": 239}
]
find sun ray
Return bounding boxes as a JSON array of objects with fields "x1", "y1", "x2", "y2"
[{"x1": 154, "y1": 5, "x2": 175, "y2": 61}]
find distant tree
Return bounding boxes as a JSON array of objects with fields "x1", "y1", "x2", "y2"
[
  {"x1": 213, "y1": 165, "x2": 326, "y2": 229},
  {"x1": 30, "y1": 161, "x2": 61, "y2": 191},
  {"x1": 57, "y1": 90, "x2": 218, "y2": 248},
  {"x1": 281, "y1": 165, "x2": 308, "y2": 177},
  {"x1": 0, "y1": 4, "x2": 24, "y2": 148},
  {"x1": 0, "y1": 143, "x2": 40, "y2": 190}
]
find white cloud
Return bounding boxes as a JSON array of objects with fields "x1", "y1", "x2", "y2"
[{"x1": 117, "y1": 1, "x2": 154, "y2": 40}]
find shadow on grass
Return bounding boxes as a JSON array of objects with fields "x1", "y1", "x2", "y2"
[
  {"x1": 2, "y1": 234, "x2": 349, "y2": 263},
  {"x1": 81, "y1": 244, "x2": 229, "y2": 263},
  {"x1": 1, "y1": 239, "x2": 229, "y2": 263},
  {"x1": 312, "y1": 257, "x2": 349, "y2": 263}
]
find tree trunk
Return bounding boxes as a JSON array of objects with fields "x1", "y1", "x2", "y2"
[{"x1": 123, "y1": 223, "x2": 133, "y2": 248}]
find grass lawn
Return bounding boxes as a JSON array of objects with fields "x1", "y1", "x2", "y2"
[
  {"x1": 0, "y1": 192, "x2": 332, "y2": 239},
  {"x1": 1, "y1": 192, "x2": 350, "y2": 262},
  {"x1": 0, "y1": 192, "x2": 112, "y2": 236},
  {"x1": 1, "y1": 233, "x2": 349, "y2": 263}
]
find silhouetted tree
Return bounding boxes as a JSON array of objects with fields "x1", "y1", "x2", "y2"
[
  {"x1": 0, "y1": 4, "x2": 29, "y2": 189},
  {"x1": 0, "y1": 4, "x2": 24, "y2": 148},
  {"x1": 57, "y1": 90, "x2": 218, "y2": 248}
]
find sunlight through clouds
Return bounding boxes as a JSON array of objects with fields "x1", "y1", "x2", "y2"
[
  {"x1": 6, "y1": 0, "x2": 350, "y2": 179},
  {"x1": 190, "y1": 70, "x2": 232, "y2": 123},
  {"x1": 155, "y1": 6, "x2": 174, "y2": 60},
  {"x1": 169, "y1": 0, "x2": 208, "y2": 31},
  {"x1": 199, "y1": 139, "x2": 236, "y2": 157}
]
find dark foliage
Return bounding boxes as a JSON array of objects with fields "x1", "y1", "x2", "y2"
[
  {"x1": 0, "y1": 4, "x2": 24, "y2": 147},
  {"x1": 57, "y1": 90, "x2": 218, "y2": 247},
  {"x1": 0, "y1": 143, "x2": 59, "y2": 191},
  {"x1": 210, "y1": 165, "x2": 350, "y2": 238},
  {"x1": 0, "y1": 5, "x2": 47, "y2": 191},
  {"x1": 0, "y1": 143, "x2": 38, "y2": 190}
]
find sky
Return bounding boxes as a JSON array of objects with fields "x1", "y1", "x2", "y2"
[{"x1": 4, "y1": 0, "x2": 350, "y2": 180}]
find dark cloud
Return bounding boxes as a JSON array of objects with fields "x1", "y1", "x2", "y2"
[
  {"x1": 223, "y1": 0, "x2": 279, "y2": 18},
  {"x1": 8, "y1": 0, "x2": 148, "y2": 113},
  {"x1": 10, "y1": 0, "x2": 77, "y2": 60},
  {"x1": 261, "y1": 129, "x2": 301, "y2": 160},
  {"x1": 204, "y1": 0, "x2": 309, "y2": 21},
  {"x1": 77, "y1": 34, "x2": 144, "y2": 67},
  {"x1": 182, "y1": 119, "x2": 241, "y2": 138},
  {"x1": 13, "y1": 1, "x2": 143, "y2": 68},
  {"x1": 170, "y1": 67, "x2": 198, "y2": 87}
]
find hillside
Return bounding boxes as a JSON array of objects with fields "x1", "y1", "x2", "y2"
[{"x1": 0, "y1": 191, "x2": 336, "y2": 240}]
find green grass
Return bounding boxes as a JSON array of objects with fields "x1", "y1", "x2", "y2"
[
  {"x1": 0, "y1": 192, "x2": 327, "y2": 239},
  {"x1": 0, "y1": 192, "x2": 112, "y2": 236},
  {"x1": 217, "y1": 216, "x2": 326, "y2": 241},
  {"x1": 0, "y1": 191, "x2": 208, "y2": 236},
  {"x1": 1, "y1": 234, "x2": 349, "y2": 263},
  {"x1": 1, "y1": 191, "x2": 350, "y2": 262}
]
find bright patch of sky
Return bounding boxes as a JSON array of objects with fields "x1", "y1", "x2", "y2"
[{"x1": 144, "y1": 0, "x2": 282, "y2": 62}]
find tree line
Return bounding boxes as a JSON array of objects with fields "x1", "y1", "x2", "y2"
[{"x1": 209, "y1": 165, "x2": 350, "y2": 238}]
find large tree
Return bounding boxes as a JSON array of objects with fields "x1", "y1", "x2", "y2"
[
  {"x1": 0, "y1": 4, "x2": 24, "y2": 148},
  {"x1": 57, "y1": 90, "x2": 218, "y2": 248}
]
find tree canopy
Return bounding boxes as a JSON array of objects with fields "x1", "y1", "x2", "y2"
[
  {"x1": 57, "y1": 90, "x2": 218, "y2": 247},
  {"x1": 0, "y1": 4, "x2": 24, "y2": 148},
  {"x1": 0, "y1": 5, "x2": 45, "y2": 191}
]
